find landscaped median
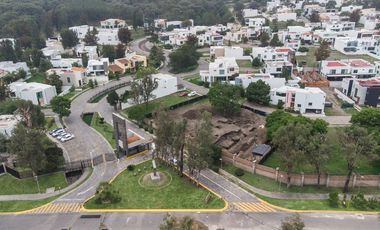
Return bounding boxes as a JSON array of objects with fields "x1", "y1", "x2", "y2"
[
  {"x1": 82, "y1": 112, "x2": 115, "y2": 147},
  {"x1": 83, "y1": 160, "x2": 227, "y2": 212}
]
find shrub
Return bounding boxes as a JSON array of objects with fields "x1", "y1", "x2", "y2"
[
  {"x1": 277, "y1": 100, "x2": 284, "y2": 109},
  {"x1": 351, "y1": 193, "x2": 368, "y2": 210},
  {"x1": 341, "y1": 101, "x2": 354, "y2": 108},
  {"x1": 99, "y1": 117, "x2": 105, "y2": 124},
  {"x1": 367, "y1": 197, "x2": 380, "y2": 210},
  {"x1": 95, "y1": 183, "x2": 121, "y2": 204},
  {"x1": 234, "y1": 168, "x2": 245, "y2": 177},
  {"x1": 328, "y1": 192, "x2": 339, "y2": 208},
  {"x1": 203, "y1": 81, "x2": 210, "y2": 88},
  {"x1": 298, "y1": 47, "x2": 309, "y2": 52},
  {"x1": 210, "y1": 165, "x2": 219, "y2": 173},
  {"x1": 164, "y1": 44, "x2": 173, "y2": 49},
  {"x1": 127, "y1": 164, "x2": 135, "y2": 171}
]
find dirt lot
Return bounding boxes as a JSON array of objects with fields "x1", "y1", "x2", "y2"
[{"x1": 168, "y1": 101, "x2": 267, "y2": 160}]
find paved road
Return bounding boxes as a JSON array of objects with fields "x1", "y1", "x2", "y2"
[{"x1": 1, "y1": 212, "x2": 378, "y2": 230}]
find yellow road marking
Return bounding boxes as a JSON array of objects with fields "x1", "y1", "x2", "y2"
[
  {"x1": 234, "y1": 202, "x2": 277, "y2": 213},
  {"x1": 26, "y1": 203, "x2": 81, "y2": 214}
]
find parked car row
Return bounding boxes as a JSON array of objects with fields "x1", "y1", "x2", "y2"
[{"x1": 49, "y1": 128, "x2": 75, "y2": 142}]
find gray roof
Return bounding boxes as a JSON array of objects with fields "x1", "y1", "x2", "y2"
[{"x1": 252, "y1": 144, "x2": 272, "y2": 157}]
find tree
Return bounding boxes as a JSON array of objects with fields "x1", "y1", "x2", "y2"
[
  {"x1": 106, "y1": 91, "x2": 120, "y2": 110},
  {"x1": 101, "y1": 45, "x2": 116, "y2": 62},
  {"x1": 135, "y1": 67, "x2": 158, "y2": 107},
  {"x1": 310, "y1": 11, "x2": 321, "y2": 22},
  {"x1": 50, "y1": 96, "x2": 71, "y2": 120},
  {"x1": 60, "y1": 29, "x2": 79, "y2": 49},
  {"x1": 187, "y1": 112, "x2": 213, "y2": 181},
  {"x1": 0, "y1": 80, "x2": 6, "y2": 101},
  {"x1": 246, "y1": 80, "x2": 271, "y2": 105},
  {"x1": 186, "y1": 35, "x2": 198, "y2": 48},
  {"x1": 115, "y1": 43, "x2": 126, "y2": 59},
  {"x1": 172, "y1": 119, "x2": 187, "y2": 176},
  {"x1": 315, "y1": 40, "x2": 330, "y2": 61},
  {"x1": 168, "y1": 44, "x2": 200, "y2": 73},
  {"x1": 154, "y1": 108, "x2": 175, "y2": 161},
  {"x1": 270, "y1": 34, "x2": 283, "y2": 47},
  {"x1": 259, "y1": 32, "x2": 270, "y2": 47},
  {"x1": 281, "y1": 214, "x2": 305, "y2": 230},
  {"x1": 0, "y1": 133, "x2": 8, "y2": 152},
  {"x1": 208, "y1": 82, "x2": 242, "y2": 116},
  {"x1": 149, "y1": 45, "x2": 165, "y2": 68},
  {"x1": 326, "y1": 0, "x2": 337, "y2": 9},
  {"x1": 88, "y1": 79, "x2": 94, "y2": 89},
  {"x1": 0, "y1": 39, "x2": 16, "y2": 62},
  {"x1": 83, "y1": 27, "x2": 98, "y2": 46},
  {"x1": 8, "y1": 125, "x2": 46, "y2": 176},
  {"x1": 252, "y1": 57, "x2": 263, "y2": 67},
  {"x1": 272, "y1": 122, "x2": 311, "y2": 187},
  {"x1": 39, "y1": 58, "x2": 53, "y2": 72},
  {"x1": 82, "y1": 53, "x2": 89, "y2": 67},
  {"x1": 350, "y1": 9, "x2": 361, "y2": 24},
  {"x1": 305, "y1": 133, "x2": 330, "y2": 185},
  {"x1": 17, "y1": 100, "x2": 45, "y2": 128},
  {"x1": 46, "y1": 73, "x2": 63, "y2": 94},
  {"x1": 118, "y1": 28, "x2": 132, "y2": 44},
  {"x1": 336, "y1": 126, "x2": 378, "y2": 193}
]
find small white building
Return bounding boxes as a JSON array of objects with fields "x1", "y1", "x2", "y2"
[
  {"x1": 50, "y1": 56, "x2": 82, "y2": 69},
  {"x1": 340, "y1": 5, "x2": 363, "y2": 13},
  {"x1": 263, "y1": 61, "x2": 293, "y2": 78},
  {"x1": 235, "y1": 73, "x2": 286, "y2": 89},
  {"x1": 270, "y1": 86, "x2": 326, "y2": 114},
  {"x1": 342, "y1": 77, "x2": 380, "y2": 107},
  {"x1": 334, "y1": 36, "x2": 378, "y2": 55},
  {"x1": 97, "y1": 28, "x2": 120, "y2": 45},
  {"x1": 100, "y1": 19, "x2": 127, "y2": 29},
  {"x1": 69, "y1": 25, "x2": 93, "y2": 40},
  {"x1": 251, "y1": 47, "x2": 294, "y2": 62},
  {"x1": 276, "y1": 13, "x2": 297, "y2": 22},
  {"x1": 210, "y1": 46, "x2": 251, "y2": 60},
  {"x1": 9, "y1": 82, "x2": 57, "y2": 106},
  {"x1": 0, "y1": 115, "x2": 21, "y2": 138},
  {"x1": 0, "y1": 62, "x2": 29, "y2": 76},
  {"x1": 87, "y1": 58, "x2": 109, "y2": 76},
  {"x1": 48, "y1": 67, "x2": 86, "y2": 88},
  {"x1": 319, "y1": 60, "x2": 351, "y2": 81},
  {"x1": 245, "y1": 18, "x2": 266, "y2": 28},
  {"x1": 74, "y1": 44, "x2": 98, "y2": 59},
  {"x1": 200, "y1": 57, "x2": 239, "y2": 84},
  {"x1": 242, "y1": 9, "x2": 259, "y2": 18},
  {"x1": 151, "y1": 73, "x2": 178, "y2": 99}
]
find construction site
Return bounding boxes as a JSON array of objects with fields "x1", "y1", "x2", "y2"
[{"x1": 167, "y1": 100, "x2": 267, "y2": 161}]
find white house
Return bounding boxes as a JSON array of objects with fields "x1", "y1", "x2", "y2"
[
  {"x1": 242, "y1": 9, "x2": 259, "y2": 18},
  {"x1": 87, "y1": 58, "x2": 109, "y2": 76},
  {"x1": 200, "y1": 57, "x2": 239, "y2": 84},
  {"x1": 0, "y1": 115, "x2": 21, "y2": 138},
  {"x1": 69, "y1": 25, "x2": 93, "y2": 40},
  {"x1": 97, "y1": 28, "x2": 120, "y2": 45},
  {"x1": 0, "y1": 62, "x2": 29, "y2": 76},
  {"x1": 48, "y1": 67, "x2": 86, "y2": 88},
  {"x1": 334, "y1": 36, "x2": 378, "y2": 55},
  {"x1": 340, "y1": 5, "x2": 363, "y2": 13},
  {"x1": 50, "y1": 56, "x2": 82, "y2": 69},
  {"x1": 319, "y1": 59, "x2": 376, "y2": 81},
  {"x1": 74, "y1": 44, "x2": 98, "y2": 59},
  {"x1": 324, "y1": 21, "x2": 355, "y2": 32},
  {"x1": 9, "y1": 82, "x2": 57, "y2": 106},
  {"x1": 235, "y1": 73, "x2": 286, "y2": 89},
  {"x1": 245, "y1": 18, "x2": 266, "y2": 28},
  {"x1": 199, "y1": 32, "x2": 224, "y2": 46},
  {"x1": 251, "y1": 47, "x2": 294, "y2": 62},
  {"x1": 210, "y1": 46, "x2": 251, "y2": 60},
  {"x1": 270, "y1": 86, "x2": 326, "y2": 114},
  {"x1": 276, "y1": 13, "x2": 297, "y2": 22},
  {"x1": 100, "y1": 19, "x2": 127, "y2": 29},
  {"x1": 342, "y1": 77, "x2": 380, "y2": 107},
  {"x1": 263, "y1": 61, "x2": 293, "y2": 78},
  {"x1": 151, "y1": 73, "x2": 178, "y2": 99}
]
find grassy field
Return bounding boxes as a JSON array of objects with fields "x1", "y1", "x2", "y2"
[
  {"x1": 26, "y1": 73, "x2": 46, "y2": 83},
  {"x1": 183, "y1": 73, "x2": 204, "y2": 86},
  {"x1": 237, "y1": 60, "x2": 253, "y2": 68},
  {"x1": 223, "y1": 163, "x2": 380, "y2": 194},
  {"x1": 0, "y1": 172, "x2": 68, "y2": 195},
  {"x1": 262, "y1": 128, "x2": 380, "y2": 175},
  {"x1": 297, "y1": 47, "x2": 380, "y2": 67},
  {"x1": 61, "y1": 91, "x2": 77, "y2": 101},
  {"x1": 0, "y1": 196, "x2": 58, "y2": 213},
  {"x1": 131, "y1": 28, "x2": 146, "y2": 40},
  {"x1": 258, "y1": 194, "x2": 380, "y2": 211},
  {"x1": 123, "y1": 92, "x2": 194, "y2": 120},
  {"x1": 84, "y1": 160, "x2": 225, "y2": 209},
  {"x1": 82, "y1": 112, "x2": 115, "y2": 147}
]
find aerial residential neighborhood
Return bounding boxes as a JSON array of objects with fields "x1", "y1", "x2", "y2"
[{"x1": 0, "y1": 0, "x2": 380, "y2": 229}]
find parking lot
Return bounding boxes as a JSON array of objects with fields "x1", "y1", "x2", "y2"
[{"x1": 49, "y1": 128, "x2": 75, "y2": 143}]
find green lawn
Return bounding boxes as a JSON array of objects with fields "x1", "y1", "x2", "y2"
[
  {"x1": 184, "y1": 73, "x2": 204, "y2": 86},
  {"x1": 0, "y1": 172, "x2": 68, "y2": 195},
  {"x1": 258, "y1": 194, "x2": 380, "y2": 211},
  {"x1": 223, "y1": 163, "x2": 380, "y2": 194},
  {"x1": 26, "y1": 73, "x2": 46, "y2": 83},
  {"x1": 131, "y1": 28, "x2": 146, "y2": 40},
  {"x1": 123, "y1": 92, "x2": 194, "y2": 120},
  {"x1": 83, "y1": 112, "x2": 115, "y2": 147},
  {"x1": 89, "y1": 91, "x2": 109, "y2": 103},
  {"x1": 84, "y1": 160, "x2": 225, "y2": 209},
  {"x1": 262, "y1": 128, "x2": 380, "y2": 175},
  {"x1": 297, "y1": 47, "x2": 380, "y2": 67},
  {"x1": 237, "y1": 60, "x2": 253, "y2": 68},
  {"x1": 44, "y1": 117, "x2": 58, "y2": 130},
  {"x1": 0, "y1": 196, "x2": 58, "y2": 213},
  {"x1": 61, "y1": 91, "x2": 77, "y2": 101}
]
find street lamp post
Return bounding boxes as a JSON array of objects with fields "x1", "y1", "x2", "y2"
[
  {"x1": 220, "y1": 158, "x2": 223, "y2": 169},
  {"x1": 35, "y1": 175, "x2": 41, "y2": 193}
]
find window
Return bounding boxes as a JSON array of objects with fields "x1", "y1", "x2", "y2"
[
  {"x1": 331, "y1": 69, "x2": 336, "y2": 74},
  {"x1": 276, "y1": 68, "x2": 282, "y2": 72},
  {"x1": 308, "y1": 102, "x2": 312, "y2": 106},
  {"x1": 272, "y1": 55, "x2": 276, "y2": 60},
  {"x1": 354, "y1": 88, "x2": 358, "y2": 97},
  {"x1": 353, "y1": 70, "x2": 358, "y2": 74},
  {"x1": 297, "y1": 104, "x2": 301, "y2": 107},
  {"x1": 369, "y1": 69, "x2": 373, "y2": 73},
  {"x1": 219, "y1": 69, "x2": 225, "y2": 75}
]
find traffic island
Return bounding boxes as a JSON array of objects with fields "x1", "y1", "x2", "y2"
[{"x1": 83, "y1": 160, "x2": 227, "y2": 211}]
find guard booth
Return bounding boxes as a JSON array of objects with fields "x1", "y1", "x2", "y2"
[{"x1": 112, "y1": 113, "x2": 150, "y2": 158}]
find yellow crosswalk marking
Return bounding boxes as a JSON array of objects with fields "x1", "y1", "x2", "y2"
[
  {"x1": 27, "y1": 203, "x2": 81, "y2": 214},
  {"x1": 234, "y1": 202, "x2": 277, "y2": 213}
]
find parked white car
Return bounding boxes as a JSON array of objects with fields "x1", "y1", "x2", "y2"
[
  {"x1": 52, "y1": 129, "x2": 65, "y2": 137},
  {"x1": 61, "y1": 134, "x2": 74, "y2": 142}
]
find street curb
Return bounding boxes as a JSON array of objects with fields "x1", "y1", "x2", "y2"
[{"x1": 80, "y1": 158, "x2": 228, "y2": 213}]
